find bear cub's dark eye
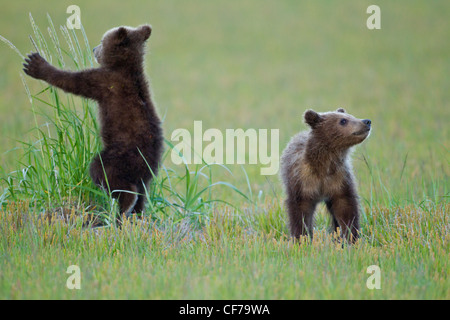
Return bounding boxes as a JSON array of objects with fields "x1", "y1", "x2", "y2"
[{"x1": 340, "y1": 119, "x2": 348, "y2": 126}]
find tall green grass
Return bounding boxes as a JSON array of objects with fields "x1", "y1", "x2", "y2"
[
  {"x1": 1, "y1": 14, "x2": 100, "y2": 210},
  {"x1": 0, "y1": 14, "x2": 251, "y2": 227}
]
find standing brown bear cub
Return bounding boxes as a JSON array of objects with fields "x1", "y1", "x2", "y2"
[
  {"x1": 23, "y1": 25, "x2": 163, "y2": 220},
  {"x1": 280, "y1": 108, "x2": 371, "y2": 243}
]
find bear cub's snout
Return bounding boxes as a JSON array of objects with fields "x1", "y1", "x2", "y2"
[{"x1": 362, "y1": 119, "x2": 372, "y2": 127}]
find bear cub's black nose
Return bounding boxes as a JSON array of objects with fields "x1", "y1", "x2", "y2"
[{"x1": 363, "y1": 119, "x2": 371, "y2": 127}]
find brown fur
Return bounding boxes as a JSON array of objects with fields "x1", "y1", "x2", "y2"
[
  {"x1": 23, "y1": 25, "x2": 163, "y2": 221},
  {"x1": 280, "y1": 108, "x2": 371, "y2": 243}
]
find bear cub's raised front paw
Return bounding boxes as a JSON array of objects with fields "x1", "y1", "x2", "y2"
[{"x1": 23, "y1": 52, "x2": 50, "y2": 80}]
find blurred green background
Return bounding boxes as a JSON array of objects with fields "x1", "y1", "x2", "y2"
[{"x1": 0, "y1": 0, "x2": 448, "y2": 204}]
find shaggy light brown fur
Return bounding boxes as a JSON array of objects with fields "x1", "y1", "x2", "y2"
[{"x1": 280, "y1": 108, "x2": 371, "y2": 243}]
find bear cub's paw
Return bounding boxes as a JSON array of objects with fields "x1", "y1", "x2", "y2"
[{"x1": 23, "y1": 52, "x2": 50, "y2": 80}]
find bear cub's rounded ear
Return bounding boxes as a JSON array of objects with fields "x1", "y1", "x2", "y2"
[
  {"x1": 116, "y1": 27, "x2": 128, "y2": 43},
  {"x1": 337, "y1": 108, "x2": 346, "y2": 113},
  {"x1": 139, "y1": 25, "x2": 152, "y2": 41},
  {"x1": 304, "y1": 110, "x2": 323, "y2": 128}
]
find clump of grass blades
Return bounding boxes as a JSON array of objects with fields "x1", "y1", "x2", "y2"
[
  {"x1": 0, "y1": 14, "x2": 100, "y2": 212},
  {"x1": 0, "y1": 14, "x2": 252, "y2": 228}
]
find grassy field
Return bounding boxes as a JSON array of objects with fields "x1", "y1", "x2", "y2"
[{"x1": 0, "y1": 0, "x2": 449, "y2": 300}]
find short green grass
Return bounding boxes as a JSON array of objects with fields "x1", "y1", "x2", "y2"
[
  {"x1": 0, "y1": 0, "x2": 449, "y2": 299},
  {"x1": 1, "y1": 202, "x2": 448, "y2": 299}
]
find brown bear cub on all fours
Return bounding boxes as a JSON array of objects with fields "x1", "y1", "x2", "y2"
[
  {"x1": 280, "y1": 108, "x2": 371, "y2": 243},
  {"x1": 23, "y1": 25, "x2": 164, "y2": 222}
]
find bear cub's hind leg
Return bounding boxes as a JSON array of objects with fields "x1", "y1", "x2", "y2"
[
  {"x1": 89, "y1": 154, "x2": 141, "y2": 225},
  {"x1": 131, "y1": 184, "x2": 148, "y2": 216}
]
